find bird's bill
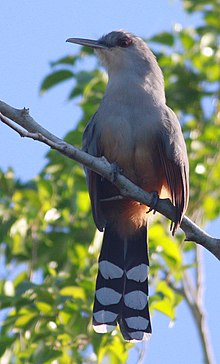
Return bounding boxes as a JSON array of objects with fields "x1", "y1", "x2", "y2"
[{"x1": 66, "y1": 37, "x2": 107, "y2": 49}]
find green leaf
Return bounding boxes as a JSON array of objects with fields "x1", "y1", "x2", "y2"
[
  {"x1": 50, "y1": 55, "x2": 78, "y2": 67},
  {"x1": 205, "y1": 10, "x2": 220, "y2": 29},
  {"x1": 34, "y1": 348, "x2": 62, "y2": 364},
  {"x1": 183, "y1": 0, "x2": 212, "y2": 12},
  {"x1": 76, "y1": 191, "x2": 90, "y2": 213},
  {"x1": 150, "y1": 32, "x2": 174, "y2": 46},
  {"x1": 15, "y1": 312, "x2": 37, "y2": 328},
  {"x1": 35, "y1": 301, "x2": 52, "y2": 314},
  {"x1": 13, "y1": 271, "x2": 29, "y2": 288},
  {"x1": 40, "y1": 70, "x2": 74, "y2": 93},
  {"x1": 60, "y1": 286, "x2": 85, "y2": 300},
  {"x1": 179, "y1": 31, "x2": 195, "y2": 50},
  {"x1": 151, "y1": 298, "x2": 175, "y2": 319},
  {"x1": 68, "y1": 70, "x2": 94, "y2": 99},
  {"x1": 0, "y1": 335, "x2": 18, "y2": 356},
  {"x1": 151, "y1": 281, "x2": 178, "y2": 320},
  {"x1": 149, "y1": 223, "x2": 182, "y2": 268}
]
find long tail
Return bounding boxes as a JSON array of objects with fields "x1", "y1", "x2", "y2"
[{"x1": 92, "y1": 224, "x2": 152, "y2": 341}]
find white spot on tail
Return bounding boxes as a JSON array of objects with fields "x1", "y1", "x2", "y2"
[
  {"x1": 99, "y1": 260, "x2": 123, "y2": 279},
  {"x1": 125, "y1": 316, "x2": 149, "y2": 330},
  {"x1": 93, "y1": 323, "x2": 116, "y2": 333},
  {"x1": 126, "y1": 264, "x2": 149, "y2": 282},
  {"x1": 96, "y1": 288, "x2": 122, "y2": 305},
  {"x1": 93, "y1": 310, "x2": 118, "y2": 324},
  {"x1": 124, "y1": 291, "x2": 148, "y2": 310},
  {"x1": 129, "y1": 331, "x2": 152, "y2": 342}
]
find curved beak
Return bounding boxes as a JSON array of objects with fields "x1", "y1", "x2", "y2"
[{"x1": 66, "y1": 37, "x2": 107, "y2": 49}]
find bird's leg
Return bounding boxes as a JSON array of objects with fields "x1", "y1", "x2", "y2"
[{"x1": 100, "y1": 162, "x2": 125, "y2": 203}]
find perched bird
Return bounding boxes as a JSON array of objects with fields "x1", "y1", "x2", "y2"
[{"x1": 67, "y1": 30, "x2": 189, "y2": 342}]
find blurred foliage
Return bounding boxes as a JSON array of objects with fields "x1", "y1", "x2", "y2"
[{"x1": 0, "y1": 0, "x2": 219, "y2": 362}]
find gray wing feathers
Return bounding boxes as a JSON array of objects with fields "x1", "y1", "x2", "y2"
[
  {"x1": 159, "y1": 108, "x2": 189, "y2": 234},
  {"x1": 82, "y1": 113, "x2": 106, "y2": 231}
]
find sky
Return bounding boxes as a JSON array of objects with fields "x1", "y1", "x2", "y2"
[{"x1": 0, "y1": 1, "x2": 219, "y2": 363}]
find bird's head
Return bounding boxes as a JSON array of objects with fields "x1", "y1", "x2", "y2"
[{"x1": 66, "y1": 30, "x2": 160, "y2": 79}]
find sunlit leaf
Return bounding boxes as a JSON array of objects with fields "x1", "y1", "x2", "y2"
[
  {"x1": 15, "y1": 312, "x2": 37, "y2": 327},
  {"x1": 36, "y1": 301, "x2": 52, "y2": 314},
  {"x1": 60, "y1": 286, "x2": 86, "y2": 300},
  {"x1": 150, "y1": 281, "x2": 178, "y2": 320},
  {"x1": 76, "y1": 191, "x2": 90, "y2": 213}
]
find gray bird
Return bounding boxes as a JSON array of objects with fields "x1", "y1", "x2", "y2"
[{"x1": 67, "y1": 30, "x2": 189, "y2": 342}]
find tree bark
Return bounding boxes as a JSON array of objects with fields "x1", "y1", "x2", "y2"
[{"x1": 0, "y1": 99, "x2": 220, "y2": 260}]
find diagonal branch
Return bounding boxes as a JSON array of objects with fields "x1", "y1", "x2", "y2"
[{"x1": 0, "y1": 99, "x2": 220, "y2": 260}]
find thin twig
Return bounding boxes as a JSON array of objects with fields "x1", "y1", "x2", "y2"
[
  {"x1": 182, "y1": 271, "x2": 216, "y2": 364},
  {"x1": 167, "y1": 267, "x2": 216, "y2": 364},
  {"x1": 181, "y1": 249, "x2": 216, "y2": 364},
  {"x1": 196, "y1": 245, "x2": 204, "y2": 306}
]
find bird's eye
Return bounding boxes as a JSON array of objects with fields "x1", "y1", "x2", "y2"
[{"x1": 117, "y1": 36, "x2": 133, "y2": 48}]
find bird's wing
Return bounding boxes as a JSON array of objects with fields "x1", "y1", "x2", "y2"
[
  {"x1": 82, "y1": 113, "x2": 106, "y2": 231},
  {"x1": 158, "y1": 107, "x2": 189, "y2": 234}
]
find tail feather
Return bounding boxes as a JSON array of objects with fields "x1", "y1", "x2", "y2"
[
  {"x1": 93, "y1": 226, "x2": 124, "y2": 333},
  {"x1": 93, "y1": 225, "x2": 152, "y2": 341}
]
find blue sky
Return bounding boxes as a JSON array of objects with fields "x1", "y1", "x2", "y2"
[{"x1": 0, "y1": 1, "x2": 219, "y2": 363}]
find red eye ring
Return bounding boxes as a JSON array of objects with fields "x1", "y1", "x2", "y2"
[{"x1": 118, "y1": 36, "x2": 133, "y2": 48}]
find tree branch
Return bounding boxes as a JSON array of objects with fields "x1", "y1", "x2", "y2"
[
  {"x1": 166, "y1": 257, "x2": 216, "y2": 364},
  {"x1": 182, "y1": 268, "x2": 216, "y2": 364},
  {"x1": 0, "y1": 99, "x2": 220, "y2": 260}
]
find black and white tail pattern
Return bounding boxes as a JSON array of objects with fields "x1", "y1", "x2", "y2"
[{"x1": 93, "y1": 225, "x2": 152, "y2": 341}]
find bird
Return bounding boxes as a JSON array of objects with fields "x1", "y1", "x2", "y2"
[{"x1": 66, "y1": 30, "x2": 189, "y2": 342}]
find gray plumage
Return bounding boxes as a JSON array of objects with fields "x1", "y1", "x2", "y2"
[{"x1": 67, "y1": 30, "x2": 189, "y2": 341}]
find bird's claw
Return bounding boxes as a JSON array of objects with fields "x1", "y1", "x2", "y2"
[
  {"x1": 111, "y1": 162, "x2": 123, "y2": 182},
  {"x1": 147, "y1": 191, "x2": 159, "y2": 214}
]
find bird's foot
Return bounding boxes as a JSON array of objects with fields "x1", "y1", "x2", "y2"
[
  {"x1": 110, "y1": 162, "x2": 123, "y2": 183},
  {"x1": 147, "y1": 191, "x2": 159, "y2": 214}
]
